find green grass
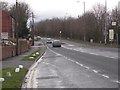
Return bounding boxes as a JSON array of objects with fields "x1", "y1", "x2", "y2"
[
  {"x1": 23, "y1": 51, "x2": 40, "y2": 61},
  {"x1": 0, "y1": 68, "x2": 28, "y2": 89},
  {"x1": 63, "y1": 38, "x2": 119, "y2": 48}
]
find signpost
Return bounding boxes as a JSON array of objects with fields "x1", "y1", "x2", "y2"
[
  {"x1": 60, "y1": 31, "x2": 62, "y2": 41},
  {"x1": 1, "y1": 32, "x2": 8, "y2": 39},
  {"x1": 109, "y1": 29, "x2": 114, "y2": 45}
]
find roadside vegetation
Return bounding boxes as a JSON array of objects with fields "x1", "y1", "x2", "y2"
[
  {"x1": 23, "y1": 50, "x2": 40, "y2": 61},
  {"x1": 66, "y1": 38, "x2": 119, "y2": 48},
  {"x1": 0, "y1": 68, "x2": 28, "y2": 88},
  {"x1": 34, "y1": 4, "x2": 120, "y2": 46}
]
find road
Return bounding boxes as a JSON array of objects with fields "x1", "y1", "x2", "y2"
[{"x1": 25, "y1": 38, "x2": 119, "y2": 88}]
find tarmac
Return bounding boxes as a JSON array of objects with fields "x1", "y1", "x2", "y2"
[{"x1": 1, "y1": 40, "x2": 46, "y2": 70}]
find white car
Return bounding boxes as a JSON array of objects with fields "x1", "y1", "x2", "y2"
[{"x1": 52, "y1": 40, "x2": 61, "y2": 47}]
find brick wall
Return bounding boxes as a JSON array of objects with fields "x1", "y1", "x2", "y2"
[{"x1": 2, "y1": 40, "x2": 31, "y2": 60}]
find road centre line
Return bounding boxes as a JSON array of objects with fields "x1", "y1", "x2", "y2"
[
  {"x1": 101, "y1": 74, "x2": 110, "y2": 79},
  {"x1": 48, "y1": 47, "x2": 119, "y2": 85}
]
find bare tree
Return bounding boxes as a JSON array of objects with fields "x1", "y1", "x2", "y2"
[
  {"x1": 0, "y1": 1, "x2": 9, "y2": 11},
  {"x1": 9, "y1": 2, "x2": 31, "y2": 38},
  {"x1": 93, "y1": 3, "x2": 106, "y2": 42}
]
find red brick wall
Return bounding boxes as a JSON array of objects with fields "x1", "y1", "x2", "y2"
[
  {"x1": 2, "y1": 11, "x2": 10, "y2": 35},
  {"x1": 2, "y1": 40, "x2": 30, "y2": 60},
  {"x1": 18, "y1": 39, "x2": 30, "y2": 54},
  {"x1": 2, "y1": 45, "x2": 16, "y2": 59},
  {"x1": 0, "y1": 10, "x2": 2, "y2": 39},
  {"x1": 0, "y1": 10, "x2": 15, "y2": 39}
]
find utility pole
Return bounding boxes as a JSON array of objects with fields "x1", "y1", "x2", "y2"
[
  {"x1": 15, "y1": 0, "x2": 19, "y2": 56},
  {"x1": 83, "y1": 1, "x2": 86, "y2": 41},
  {"x1": 77, "y1": 1, "x2": 86, "y2": 41},
  {"x1": 104, "y1": 0, "x2": 107, "y2": 45},
  {"x1": 31, "y1": 12, "x2": 34, "y2": 46}
]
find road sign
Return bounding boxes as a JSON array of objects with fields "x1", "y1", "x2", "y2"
[
  {"x1": 109, "y1": 29, "x2": 114, "y2": 41},
  {"x1": 112, "y1": 22, "x2": 117, "y2": 26},
  {"x1": 1, "y1": 32, "x2": 8, "y2": 39}
]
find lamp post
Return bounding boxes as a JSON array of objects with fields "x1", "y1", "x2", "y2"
[
  {"x1": 77, "y1": 1, "x2": 86, "y2": 41},
  {"x1": 104, "y1": 0, "x2": 107, "y2": 45},
  {"x1": 31, "y1": 12, "x2": 34, "y2": 46},
  {"x1": 15, "y1": 0, "x2": 19, "y2": 56}
]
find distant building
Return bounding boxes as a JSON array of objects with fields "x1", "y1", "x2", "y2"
[{"x1": 0, "y1": 10, "x2": 15, "y2": 40}]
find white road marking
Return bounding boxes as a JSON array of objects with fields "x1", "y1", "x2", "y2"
[
  {"x1": 112, "y1": 80, "x2": 120, "y2": 84},
  {"x1": 47, "y1": 47, "x2": 118, "y2": 85},
  {"x1": 79, "y1": 64, "x2": 83, "y2": 67},
  {"x1": 101, "y1": 74, "x2": 110, "y2": 79},
  {"x1": 83, "y1": 66, "x2": 90, "y2": 69},
  {"x1": 75, "y1": 62, "x2": 79, "y2": 65},
  {"x1": 62, "y1": 45, "x2": 118, "y2": 59},
  {"x1": 92, "y1": 70, "x2": 98, "y2": 73}
]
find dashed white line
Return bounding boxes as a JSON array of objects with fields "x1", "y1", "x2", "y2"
[
  {"x1": 83, "y1": 66, "x2": 90, "y2": 69},
  {"x1": 113, "y1": 80, "x2": 120, "y2": 84},
  {"x1": 101, "y1": 74, "x2": 110, "y2": 79},
  {"x1": 75, "y1": 62, "x2": 79, "y2": 65},
  {"x1": 79, "y1": 64, "x2": 83, "y2": 67},
  {"x1": 92, "y1": 70, "x2": 98, "y2": 73},
  {"x1": 47, "y1": 47, "x2": 117, "y2": 85}
]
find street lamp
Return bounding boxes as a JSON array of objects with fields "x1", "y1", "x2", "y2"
[
  {"x1": 29, "y1": 12, "x2": 35, "y2": 46},
  {"x1": 31, "y1": 12, "x2": 34, "y2": 46},
  {"x1": 15, "y1": 0, "x2": 19, "y2": 56},
  {"x1": 104, "y1": 0, "x2": 107, "y2": 45},
  {"x1": 77, "y1": 1, "x2": 86, "y2": 41}
]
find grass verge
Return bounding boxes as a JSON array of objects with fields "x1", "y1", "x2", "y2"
[
  {"x1": 22, "y1": 50, "x2": 40, "y2": 61},
  {"x1": 0, "y1": 68, "x2": 28, "y2": 88},
  {"x1": 63, "y1": 38, "x2": 119, "y2": 48}
]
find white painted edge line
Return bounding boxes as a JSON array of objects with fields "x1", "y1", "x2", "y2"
[{"x1": 23, "y1": 50, "x2": 47, "y2": 88}]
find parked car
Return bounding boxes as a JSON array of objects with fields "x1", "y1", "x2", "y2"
[
  {"x1": 52, "y1": 40, "x2": 61, "y2": 47},
  {"x1": 1, "y1": 39, "x2": 16, "y2": 46}
]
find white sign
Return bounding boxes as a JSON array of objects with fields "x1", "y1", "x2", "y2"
[
  {"x1": 15, "y1": 68, "x2": 20, "y2": 73},
  {"x1": 118, "y1": 1, "x2": 120, "y2": 11},
  {"x1": 1, "y1": 32, "x2": 8, "y2": 39},
  {"x1": 109, "y1": 29, "x2": 114, "y2": 41},
  {"x1": 112, "y1": 22, "x2": 117, "y2": 26}
]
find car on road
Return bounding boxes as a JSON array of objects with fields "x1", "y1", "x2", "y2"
[
  {"x1": 52, "y1": 40, "x2": 61, "y2": 47},
  {"x1": 46, "y1": 38, "x2": 52, "y2": 44}
]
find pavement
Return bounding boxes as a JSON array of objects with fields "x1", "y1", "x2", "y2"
[{"x1": 1, "y1": 40, "x2": 46, "y2": 70}]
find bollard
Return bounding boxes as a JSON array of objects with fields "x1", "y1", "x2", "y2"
[
  {"x1": 6, "y1": 72, "x2": 12, "y2": 77},
  {"x1": 0, "y1": 78, "x2": 5, "y2": 82},
  {"x1": 19, "y1": 65, "x2": 23, "y2": 69},
  {"x1": 15, "y1": 68, "x2": 20, "y2": 72}
]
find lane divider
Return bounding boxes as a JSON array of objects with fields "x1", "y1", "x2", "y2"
[{"x1": 47, "y1": 47, "x2": 118, "y2": 85}]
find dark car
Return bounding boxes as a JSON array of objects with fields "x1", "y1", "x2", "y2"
[{"x1": 52, "y1": 40, "x2": 61, "y2": 47}]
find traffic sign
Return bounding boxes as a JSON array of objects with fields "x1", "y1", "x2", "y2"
[{"x1": 1, "y1": 32, "x2": 8, "y2": 39}]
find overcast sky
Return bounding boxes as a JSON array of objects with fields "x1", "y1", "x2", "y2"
[{"x1": 3, "y1": 0, "x2": 120, "y2": 21}]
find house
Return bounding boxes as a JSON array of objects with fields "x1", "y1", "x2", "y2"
[{"x1": 0, "y1": 10, "x2": 15, "y2": 40}]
